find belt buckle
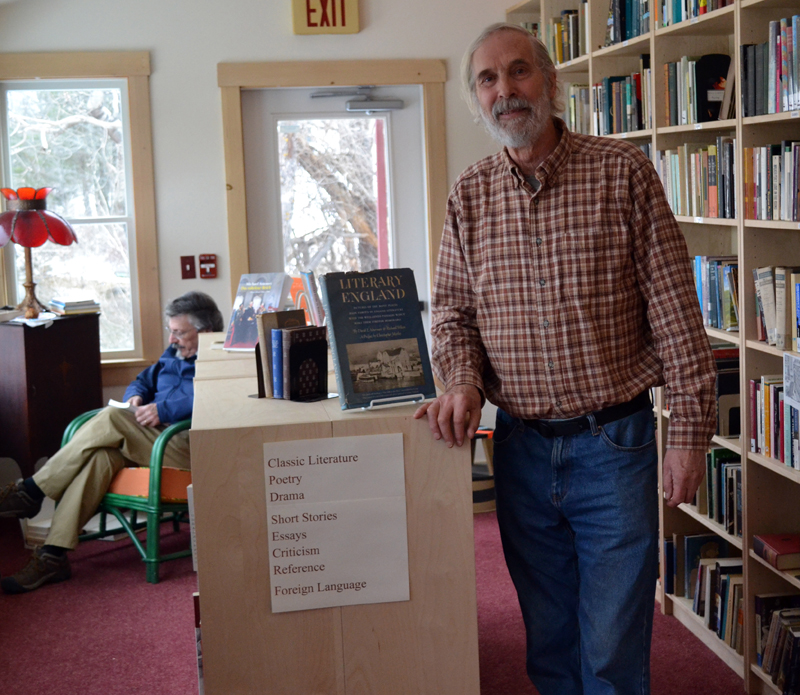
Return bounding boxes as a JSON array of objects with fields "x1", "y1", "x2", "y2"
[{"x1": 537, "y1": 421, "x2": 556, "y2": 437}]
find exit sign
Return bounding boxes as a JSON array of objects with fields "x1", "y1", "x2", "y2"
[{"x1": 292, "y1": 0, "x2": 359, "y2": 34}]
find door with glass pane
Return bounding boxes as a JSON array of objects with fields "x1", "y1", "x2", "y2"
[
  {"x1": 0, "y1": 80, "x2": 139, "y2": 356},
  {"x1": 241, "y1": 85, "x2": 430, "y2": 334}
]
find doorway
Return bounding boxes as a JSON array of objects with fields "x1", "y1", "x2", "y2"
[
  {"x1": 241, "y1": 84, "x2": 430, "y2": 328},
  {"x1": 217, "y1": 59, "x2": 448, "y2": 313}
]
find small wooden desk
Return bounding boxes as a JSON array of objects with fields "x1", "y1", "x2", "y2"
[
  {"x1": 190, "y1": 347, "x2": 480, "y2": 695},
  {"x1": 0, "y1": 314, "x2": 102, "y2": 478}
]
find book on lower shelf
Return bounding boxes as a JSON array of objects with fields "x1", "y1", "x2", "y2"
[
  {"x1": 319, "y1": 268, "x2": 435, "y2": 410},
  {"x1": 755, "y1": 594, "x2": 800, "y2": 669},
  {"x1": 753, "y1": 534, "x2": 800, "y2": 570}
]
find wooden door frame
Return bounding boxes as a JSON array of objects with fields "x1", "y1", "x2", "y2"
[{"x1": 217, "y1": 59, "x2": 448, "y2": 300}]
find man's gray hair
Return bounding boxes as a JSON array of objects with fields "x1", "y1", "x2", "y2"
[
  {"x1": 460, "y1": 23, "x2": 564, "y2": 122},
  {"x1": 165, "y1": 291, "x2": 224, "y2": 332}
]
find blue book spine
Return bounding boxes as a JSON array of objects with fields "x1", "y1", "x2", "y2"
[
  {"x1": 709, "y1": 261, "x2": 718, "y2": 328},
  {"x1": 695, "y1": 255, "x2": 703, "y2": 314},
  {"x1": 271, "y1": 328, "x2": 283, "y2": 398}
]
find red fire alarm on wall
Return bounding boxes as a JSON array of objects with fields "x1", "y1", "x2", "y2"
[{"x1": 199, "y1": 254, "x2": 217, "y2": 279}]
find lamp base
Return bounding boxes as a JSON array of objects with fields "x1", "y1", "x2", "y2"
[{"x1": 17, "y1": 281, "x2": 47, "y2": 319}]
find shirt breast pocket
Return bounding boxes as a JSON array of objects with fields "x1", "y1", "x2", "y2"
[{"x1": 559, "y1": 213, "x2": 633, "y2": 298}]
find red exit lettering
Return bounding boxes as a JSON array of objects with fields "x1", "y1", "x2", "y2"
[{"x1": 306, "y1": 0, "x2": 347, "y2": 27}]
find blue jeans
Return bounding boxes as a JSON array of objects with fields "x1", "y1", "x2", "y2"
[{"x1": 493, "y1": 405, "x2": 659, "y2": 695}]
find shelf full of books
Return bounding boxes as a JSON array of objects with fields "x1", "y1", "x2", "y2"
[{"x1": 503, "y1": 0, "x2": 800, "y2": 690}]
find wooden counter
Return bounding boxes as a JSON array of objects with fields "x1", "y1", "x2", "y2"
[{"x1": 190, "y1": 347, "x2": 480, "y2": 695}]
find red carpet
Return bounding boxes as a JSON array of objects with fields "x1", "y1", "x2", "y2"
[{"x1": 0, "y1": 513, "x2": 744, "y2": 694}]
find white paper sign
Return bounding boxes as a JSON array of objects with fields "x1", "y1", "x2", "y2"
[{"x1": 264, "y1": 433, "x2": 409, "y2": 613}]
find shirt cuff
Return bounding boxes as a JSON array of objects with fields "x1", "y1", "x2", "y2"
[
  {"x1": 666, "y1": 419, "x2": 714, "y2": 451},
  {"x1": 441, "y1": 370, "x2": 485, "y2": 407}
]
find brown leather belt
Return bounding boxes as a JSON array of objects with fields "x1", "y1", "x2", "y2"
[{"x1": 521, "y1": 390, "x2": 652, "y2": 438}]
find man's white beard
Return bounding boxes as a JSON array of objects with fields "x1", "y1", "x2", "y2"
[{"x1": 480, "y1": 93, "x2": 552, "y2": 149}]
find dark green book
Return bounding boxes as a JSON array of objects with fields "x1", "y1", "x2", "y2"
[{"x1": 320, "y1": 268, "x2": 435, "y2": 410}]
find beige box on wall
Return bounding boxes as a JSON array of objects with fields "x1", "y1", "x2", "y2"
[{"x1": 292, "y1": 0, "x2": 359, "y2": 34}]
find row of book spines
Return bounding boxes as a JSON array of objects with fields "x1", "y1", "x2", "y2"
[
  {"x1": 548, "y1": 5, "x2": 589, "y2": 65},
  {"x1": 656, "y1": 139, "x2": 736, "y2": 219},
  {"x1": 740, "y1": 16, "x2": 800, "y2": 118},
  {"x1": 269, "y1": 326, "x2": 327, "y2": 401},
  {"x1": 607, "y1": 0, "x2": 650, "y2": 45},
  {"x1": 565, "y1": 85, "x2": 591, "y2": 135},
  {"x1": 755, "y1": 598, "x2": 800, "y2": 689},
  {"x1": 662, "y1": 57, "x2": 733, "y2": 127},
  {"x1": 693, "y1": 450, "x2": 742, "y2": 536},
  {"x1": 742, "y1": 143, "x2": 800, "y2": 222},
  {"x1": 752, "y1": 266, "x2": 800, "y2": 350},
  {"x1": 658, "y1": 0, "x2": 731, "y2": 29},
  {"x1": 662, "y1": 536, "x2": 743, "y2": 650},
  {"x1": 749, "y1": 377, "x2": 800, "y2": 469},
  {"x1": 591, "y1": 69, "x2": 651, "y2": 136},
  {"x1": 692, "y1": 257, "x2": 739, "y2": 330}
]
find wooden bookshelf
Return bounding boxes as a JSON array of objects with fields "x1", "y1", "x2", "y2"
[{"x1": 502, "y1": 1, "x2": 800, "y2": 691}]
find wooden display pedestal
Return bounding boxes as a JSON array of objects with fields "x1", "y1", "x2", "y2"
[{"x1": 190, "y1": 336, "x2": 480, "y2": 695}]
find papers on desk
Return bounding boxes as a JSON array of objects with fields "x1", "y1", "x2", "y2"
[{"x1": 9, "y1": 311, "x2": 57, "y2": 328}]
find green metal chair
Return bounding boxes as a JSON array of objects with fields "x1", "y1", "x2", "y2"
[{"x1": 64, "y1": 408, "x2": 193, "y2": 583}]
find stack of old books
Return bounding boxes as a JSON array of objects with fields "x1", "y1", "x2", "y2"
[{"x1": 48, "y1": 296, "x2": 100, "y2": 315}]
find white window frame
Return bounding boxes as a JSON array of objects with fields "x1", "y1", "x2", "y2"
[
  {"x1": 0, "y1": 52, "x2": 161, "y2": 384},
  {"x1": 0, "y1": 77, "x2": 142, "y2": 359}
]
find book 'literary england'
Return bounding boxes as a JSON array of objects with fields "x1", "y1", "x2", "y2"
[{"x1": 319, "y1": 268, "x2": 435, "y2": 410}]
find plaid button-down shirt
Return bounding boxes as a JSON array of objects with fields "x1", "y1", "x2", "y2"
[{"x1": 431, "y1": 120, "x2": 716, "y2": 450}]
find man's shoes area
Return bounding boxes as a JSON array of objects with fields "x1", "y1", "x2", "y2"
[
  {"x1": 1, "y1": 547, "x2": 71, "y2": 595},
  {"x1": 0, "y1": 479, "x2": 42, "y2": 519}
]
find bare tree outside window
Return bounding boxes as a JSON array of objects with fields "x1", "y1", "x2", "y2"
[
  {"x1": 4, "y1": 85, "x2": 135, "y2": 352},
  {"x1": 277, "y1": 117, "x2": 391, "y2": 276}
]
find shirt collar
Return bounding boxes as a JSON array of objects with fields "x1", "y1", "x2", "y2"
[{"x1": 502, "y1": 117, "x2": 572, "y2": 191}]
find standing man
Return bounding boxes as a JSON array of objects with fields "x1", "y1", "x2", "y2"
[
  {"x1": 0, "y1": 291, "x2": 223, "y2": 594},
  {"x1": 414, "y1": 24, "x2": 716, "y2": 695}
]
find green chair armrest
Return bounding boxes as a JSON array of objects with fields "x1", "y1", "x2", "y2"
[
  {"x1": 147, "y1": 419, "x2": 192, "y2": 506},
  {"x1": 61, "y1": 408, "x2": 105, "y2": 447}
]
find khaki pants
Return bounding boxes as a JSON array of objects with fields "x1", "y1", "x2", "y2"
[{"x1": 33, "y1": 407, "x2": 190, "y2": 550}]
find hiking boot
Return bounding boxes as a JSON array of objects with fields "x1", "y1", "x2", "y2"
[
  {"x1": 1, "y1": 547, "x2": 71, "y2": 594},
  {"x1": 0, "y1": 479, "x2": 42, "y2": 519}
]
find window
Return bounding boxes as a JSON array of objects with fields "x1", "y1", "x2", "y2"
[
  {"x1": 277, "y1": 116, "x2": 392, "y2": 275},
  {"x1": 1, "y1": 80, "x2": 139, "y2": 353},
  {"x1": 0, "y1": 52, "x2": 160, "y2": 371}
]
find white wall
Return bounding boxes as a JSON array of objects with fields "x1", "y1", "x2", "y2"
[{"x1": 0, "y1": 0, "x2": 505, "y2": 323}]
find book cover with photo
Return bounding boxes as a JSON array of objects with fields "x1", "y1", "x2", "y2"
[
  {"x1": 319, "y1": 268, "x2": 435, "y2": 410},
  {"x1": 223, "y1": 273, "x2": 292, "y2": 350}
]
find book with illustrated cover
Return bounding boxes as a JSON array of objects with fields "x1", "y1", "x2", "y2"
[
  {"x1": 319, "y1": 268, "x2": 435, "y2": 410},
  {"x1": 223, "y1": 273, "x2": 292, "y2": 350}
]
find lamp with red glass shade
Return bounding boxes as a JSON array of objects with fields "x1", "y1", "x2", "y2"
[{"x1": 0, "y1": 187, "x2": 78, "y2": 319}]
